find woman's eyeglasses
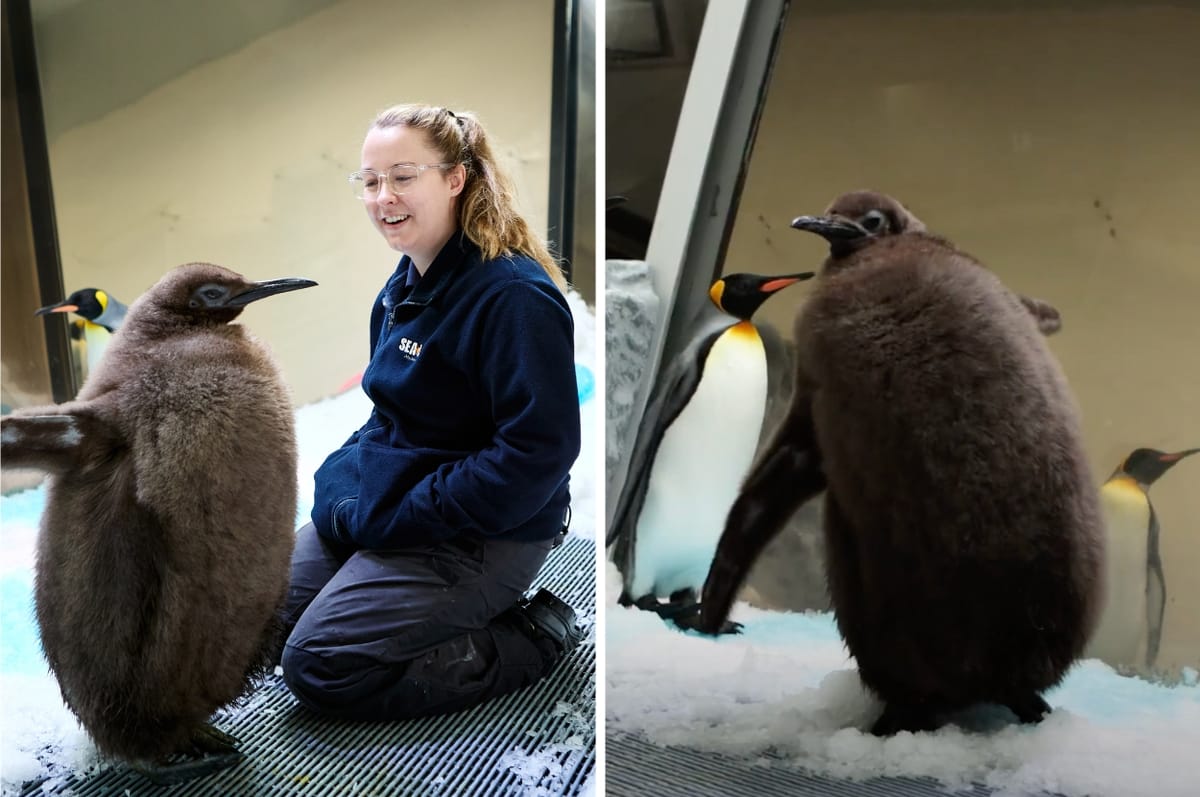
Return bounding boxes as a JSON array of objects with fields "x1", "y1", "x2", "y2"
[{"x1": 348, "y1": 163, "x2": 455, "y2": 199}]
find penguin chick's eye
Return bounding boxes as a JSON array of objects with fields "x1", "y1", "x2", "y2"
[
  {"x1": 859, "y1": 209, "x2": 890, "y2": 234},
  {"x1": 189, "y1": 285, "x2": 230, "y2": 309}
]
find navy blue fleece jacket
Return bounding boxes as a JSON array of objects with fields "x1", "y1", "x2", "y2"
[{"x1": 311, "y1": 233, "x2": 580, "y2": 548}]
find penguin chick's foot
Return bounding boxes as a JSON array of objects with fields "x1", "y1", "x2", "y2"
[
  {"x1": 870, "y1": 701, "x2": 945, "y2": 737},
  {"x1": 189, "y1": 722, "x2": 240, "y2": 754},
  {"x1": 1004, "y1": 692, "x2": 1052, "y2": 725},
  {"x1": 132, "y1": 725, "x2": 243, "y2": 785}
]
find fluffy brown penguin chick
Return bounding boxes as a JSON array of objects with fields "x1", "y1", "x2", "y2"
[
  {"x1": 699, "y1": 190, "x2": 1105, "y2": 736},
  {"x1": 1, "y1": 263, "x2": 316, "y2": 782}
]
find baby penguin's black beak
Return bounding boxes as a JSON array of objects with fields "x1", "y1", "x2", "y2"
[{"x1": 226, "y1": 278, "x2": 318, "y2": 307}]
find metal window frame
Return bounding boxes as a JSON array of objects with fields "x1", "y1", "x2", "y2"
[
  {"x1": 4, "y1": 0, "x2": 77, "y2": 402},
  {"x1": 549, "y1": 0, "x2": 592, "y2": 282}
]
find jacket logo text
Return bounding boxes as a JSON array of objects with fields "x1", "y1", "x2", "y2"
[{"x1": 399, "y1": 337, "x2": 423, "y2": 359}]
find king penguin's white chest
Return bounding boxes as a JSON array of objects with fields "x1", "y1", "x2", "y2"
[
  {"x1": 631, "y1": 322, "x2": 768, "y2": 597},
  {"x1": 1087, "y1": 479, "x2": 1151, "y2": 666}
]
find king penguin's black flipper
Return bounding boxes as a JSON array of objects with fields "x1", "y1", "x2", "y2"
[
  {"x1": 699, "y1": 394, "x2": 825, "y2": 634},
  {"x1": 1145, "y1": 504, "x2": 1166, "y2": 669},
  {"x1": 0, "y1": 412, "x2": 122, "y2": 473},
  {"x1": 608, "y1": 321, "x2": 725, "y2": 571}
]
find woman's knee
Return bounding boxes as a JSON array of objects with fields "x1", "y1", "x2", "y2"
[
  {"x1": 280, "y1": 641, "x2": 353, "y2": 715},
  {"x1": 279, "y1": 633, "x2": 500, "y2": 721},
  {"x1": 280, "y1": 643, "x2": 319, "y2": 704},
  {"x1": 281, "y1": 640, "x2": 419, "y2": 720}
]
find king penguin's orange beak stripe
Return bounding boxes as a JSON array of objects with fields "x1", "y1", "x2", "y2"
[
  {"x1": 44, "y1": 305, "x2": 78, "y2": 314},
  {"x1": 760, "y1": 278, "x2": 799, "y2": 293}
]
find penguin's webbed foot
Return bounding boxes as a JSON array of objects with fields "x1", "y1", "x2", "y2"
[
  {"x1": 870, "y1": 701, "x2": 944, "y2": 736},
  {"x1": 190, "y1": 722, "x2": 240, "y2": 754},
  {"x1": 631, "y1": 592, "x2": 742, "y2": 634},
  {"x1": 132, "y1": 725, "x2": 243, "y2": 784},
  {"x1": 1004, "y1": 692, "x2": 1051, "y2": 725},
  {"x1": 133, "y1": 751, "x2": 243, "y2": 785},
  {"x1": 668, "y1": 602, "x2": 742, "y2": 635},
  {"x1": 630, "y1": 593, "x2": 661, "y2": 612}
]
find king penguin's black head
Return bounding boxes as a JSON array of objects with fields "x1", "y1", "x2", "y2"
[
  {"x1": 140, "y1": 263, "x2": 317, "y2": 326},
  {"x1": 1116, "y1": 447, "x2": 1200, "y2": 488},
  {"x1": 790, "y1": 190, "x2": 926, "y2": 260},
  {"x1": 35, "y1": 288, "x2": 106, "y2": 323},
  {"x1": 709, "y1": 271, "x2": 815, "y2": 320}
]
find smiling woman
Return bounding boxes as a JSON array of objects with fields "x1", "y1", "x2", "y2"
[
  {"x1": 354, "y1": 104, "x2": 570, "y2": 290},
  {"x1": 355, "y1": 124, "x2": 464, "y2": 270},
  {"x1": 277, "y1": 102, "x2": 585, "y2": 724}
]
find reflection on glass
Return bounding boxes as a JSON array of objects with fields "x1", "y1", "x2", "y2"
[{"x1": 606, "y1": 0, "x2": 709, "y2": 259}]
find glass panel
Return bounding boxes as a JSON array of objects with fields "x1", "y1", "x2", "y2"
[{"x1": 726, "y1": 2, "x2": 1200, "y2": 679}]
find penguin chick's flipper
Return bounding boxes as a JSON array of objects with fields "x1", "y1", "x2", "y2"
[
  {"x1": 133, "y1": 725, "x2": 242, "y2": 785},
  {"x1": 698, "y1": 394, "x2": 826, "y2": 634},
  {"x1": 0, "y1": 413, "x2": 121, "y2": 474},
  {"x1": 1018, "y1": 294, "x2": 1062, "y2": 336}
]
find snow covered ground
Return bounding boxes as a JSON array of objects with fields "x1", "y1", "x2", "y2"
[
  {"x1": 605, "y1": 560, "x2": 1200, "y2": 797},
  {"x1": 0, "y1": 291, "x2": 599, "y2": 796}
]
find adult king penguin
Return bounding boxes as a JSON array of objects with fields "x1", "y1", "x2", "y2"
[
  {"x1": 36, "y1": 287, "x2": 129, "y2": 381},
  {"x1": 608, "y1": 270, "x2": 814, "y2": 631},
  {"x1": 699, "y1": 191, "x2": 1104, "y2": 735},
  {"x1": 1088, "y1": 447, "x2": 1198, "y2": 672},
  {"x1": 2, "y1": 263, "x2": 315, "y2": 782}
]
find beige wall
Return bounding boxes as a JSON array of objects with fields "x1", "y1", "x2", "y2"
[
  {"x1": 34, "y1": 0, "x2": 555, "y2": 406},
  {"x1": 725, "y1": 5, "x2": 1200, "y2": 675}
]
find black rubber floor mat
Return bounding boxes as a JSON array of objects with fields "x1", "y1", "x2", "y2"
[
  {"x1": 19, "y1": 536, "x2": 597, "y2": 797},
  {"x1": 607, "y1": 731, "x2": 1064, "y2": 797}
]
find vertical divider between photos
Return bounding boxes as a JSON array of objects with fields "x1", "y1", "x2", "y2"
[{"x1": 590, "y1": 2, "x2": 606, "y2": 791}]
